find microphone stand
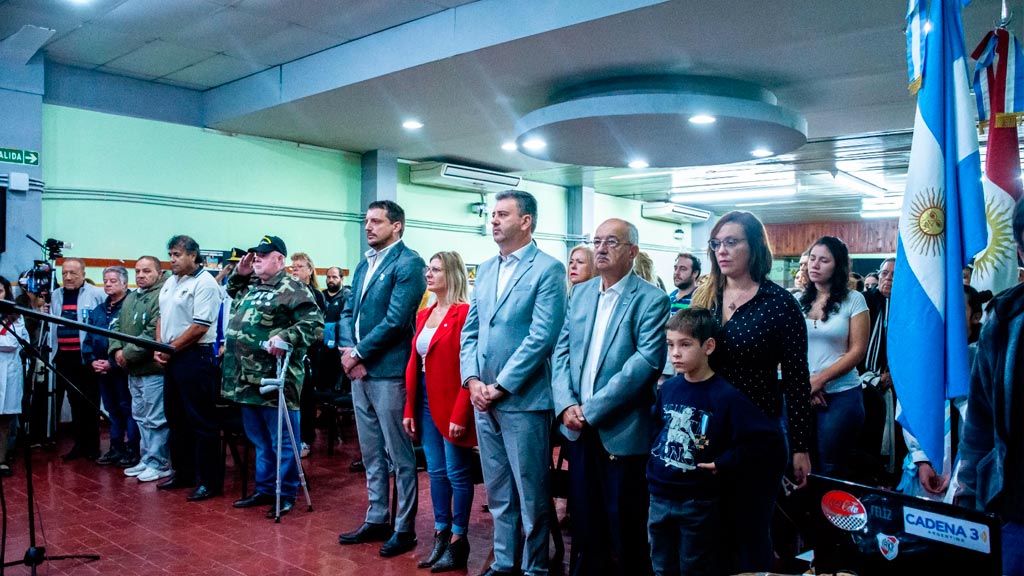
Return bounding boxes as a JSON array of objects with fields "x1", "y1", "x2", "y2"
[{"x1": 0, "y1": 299, "x2": 173, "y2": 575}]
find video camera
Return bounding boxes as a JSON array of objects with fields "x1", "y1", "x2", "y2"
[{"x1": 19, "y1": 260, "x2": 55, "y2": 297}]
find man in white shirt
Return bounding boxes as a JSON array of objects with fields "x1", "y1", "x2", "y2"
[
  {"x1": 153, "y1": 235, "x2": 223, "y2": 502},
  {"x1": 552, "y1": 218, "x2": 669, "y2": 576}
]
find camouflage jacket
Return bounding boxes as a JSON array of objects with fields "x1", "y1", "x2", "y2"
[{"x1": 221, "y1": 269, "x2": 323, "y2": 409}]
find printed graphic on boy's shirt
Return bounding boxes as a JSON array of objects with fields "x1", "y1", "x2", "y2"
[{"x1": 652, "y1": 404, "x2": 711, "y2": 471}]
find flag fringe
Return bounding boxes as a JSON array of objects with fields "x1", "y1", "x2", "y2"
[
  {"x1": 978, "y1": 111, "x2": 1024, "y2": 134},
  {"x1": 909, "y1": 75, "x2": 923, "y2": 96}
]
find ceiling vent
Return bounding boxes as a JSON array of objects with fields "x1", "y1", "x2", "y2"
[
  {"x1": 410, "y1": 162, "x2": 521, "y2": 194},
  {"x1": 641, "y1": 202, "x2": 711, "y2": 223}
]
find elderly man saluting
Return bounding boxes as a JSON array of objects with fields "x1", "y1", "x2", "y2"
[{"x1": 222, "y1": 236, "x2": 323, "y2": 518}]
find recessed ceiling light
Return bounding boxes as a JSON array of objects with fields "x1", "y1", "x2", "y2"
[
  {"x1": 402, "y1": 120, "x2": 424, "y2": 130},
  {"x1": 522, "y1": 138, "x2": 547, "y2": 151},
  {"x1": 68, "y1": 0, "x2": 91, "y2": 4},
  {"x1": 501, "y1": 141, "x2": 517, "y2": 151},
  {"x1": 688, "y1": 115, "x2": 716, "y2": 124},
  {"x1": 628, "y1": 159, "x2": 649, "y2": 169},
  {"x1": 750, "y1": 148, "x2": 773, "y2": 158}
]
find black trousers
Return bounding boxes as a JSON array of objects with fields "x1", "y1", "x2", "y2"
[
  {"x1": 164, "y1": 345, "x2": 223, "y2": 491},
  {"x1": 54, "y1": 351, "x2": 100, "y2": 455},
  {"x1": 565, "y1": 426, "x2": 652, "y2": 576}
]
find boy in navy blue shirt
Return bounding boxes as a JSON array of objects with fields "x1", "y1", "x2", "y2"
[{"x1": 647, "y1": 308, "x2": 784, "y2": 576}]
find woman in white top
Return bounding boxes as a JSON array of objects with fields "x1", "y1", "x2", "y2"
[
  {"x1": 800, "y1": 237, "x2": 870, "y2": 479},
  {"x1": 0, "y1": 276, "x2": 29, "y2": 476}
]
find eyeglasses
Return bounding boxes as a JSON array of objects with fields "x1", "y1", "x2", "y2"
[
  {"x1": 708, "y1": 237, "x2": 746, "y2": 251},
  {"x1": 424, "y1": 266, "x2": 443, "y2": 275},
  {"x1": 592, "y1": 237, "x2": 630, "y2": 249}
]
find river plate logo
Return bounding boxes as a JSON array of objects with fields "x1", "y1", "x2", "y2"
[
  {"x1": 972, "y1": 195, "x2": 1015, "y2": 280},
  {"x1": 907, "y1": 187, "x2": 945, "y2": 257}
]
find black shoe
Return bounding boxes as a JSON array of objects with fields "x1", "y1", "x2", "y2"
[
  {"x1": 157, "y1": 476, "x2": 195, "y2": 490},
  {"x1": 117, "y1": 451, "x2": 141, "y2": 468},
  {"x1": 338, "y1": 522, "x2": 392, "y2": 545},
  {"x1": 233, "y1": 493, "x2": 275, "y2": 508},
  {"x1": 349, "y1": 459, "x2": 365, "y2": 473},
  {"x1": 186, "y1": 485, "x2": 219, "y2": 502},
  {"x1": 431, "y1": 536, "x2": 469, "y2": 573},
  {"x1": 95, "y1": 448, "x2": 124, "y2": 465},
  {"x1": 266, "y1": 498, "x2": 295, "y2": 519},
  {"x1": 418, "y1": 529, "x2": 451, "y2": 568},
  {"x1": 379, "y1": 531, "x2": 417, "y2": 558}
]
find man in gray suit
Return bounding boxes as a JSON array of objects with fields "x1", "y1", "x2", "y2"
[
  {"x1": 338, "y1": 200, "x2": 427, "y2": 558},
  {"x1": 552, "y1": 218, "x2": 668, "y2": 576},
  {"x1": 461, "y1": 190, "x2": 567, "y2": 576}
]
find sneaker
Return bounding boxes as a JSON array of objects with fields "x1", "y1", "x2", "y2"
[
  {"x1": 118, "y1": 451, "x2": 141, "y2": 468},
  {"x1": 300, "y1": 442, "x2": 311, "y2": 459},
  {"x1": 96, "y1": 448, "x2": 124, "y2": 465},
  {"x1": 137, "y1": 467, "x2": 173, "y2": 483},
  {"x1": 124, "y1": 462, "x2": 148, "y2": 477}
]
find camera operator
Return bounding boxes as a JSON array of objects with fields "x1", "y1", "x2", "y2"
[
  {"x1": 222, "y1": 236, "x2": 322, "y2": 518},
  {"x1": 49, "y1": 257, "x2": 105, "y2": 461},
  {"x1": 154, "y1": 235, "x2": 223, "y2": 502}
]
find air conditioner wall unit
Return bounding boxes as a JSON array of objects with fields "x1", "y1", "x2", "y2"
[
  {"x1": 410, "y1": 162, "x2": 522, "y2": 194},
  {"x1": 641, "y1": 202, "x2": 711, "y2": 223}
]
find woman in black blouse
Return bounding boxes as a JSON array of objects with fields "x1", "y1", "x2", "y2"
[{"x1": 691, "y1": 210, "x2": 812, "y2": 572}]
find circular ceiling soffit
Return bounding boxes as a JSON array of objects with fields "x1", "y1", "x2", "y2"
[{"x1": 515, "y1": 76, "x2": 808, "y2": 168}]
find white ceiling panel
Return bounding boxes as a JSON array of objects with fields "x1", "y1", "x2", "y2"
[
  {"x1": 44, "y1": 24, "x2": 149, "y2": 66},
  {"x1": 5, "y1": 0, "x2": 130, "y2": 22},
  {"x1": 236, "y1": 0, "x2": 442, "y2": 39},
  {"x1": 102, "y1": 39, "x2": 216, "y2": 78},
  {"x1": 94, "y1": 0, "x2": 225, "y2": 37},
  {"x1": 223, "y1": 22, "x2": 344, "y2": 65},
  {"x1": 0, "y1": 4, "x2": 84, "y2": 41},
  {"x1": 163, "y1": 53, "x2": 267, "y2": 88},
  {"x1": 162, "y1": 6, "x2": 291, "y2": 55}
]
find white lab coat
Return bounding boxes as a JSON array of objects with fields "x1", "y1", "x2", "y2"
[{"x1": 0, "y1": 317, "x2": 28, "y2": 414}]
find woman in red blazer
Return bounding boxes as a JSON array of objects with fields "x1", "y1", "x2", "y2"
[{"x1": 403, "y1": 251, "x2": 475, "y2": 573}]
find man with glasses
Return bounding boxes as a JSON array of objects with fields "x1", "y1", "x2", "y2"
[
  {"x1": 461, "y1": 190, "x2": 566, "y2": 576},
  {"x1": 552, "y1": 218, "x2": 668, "y2": 575}
]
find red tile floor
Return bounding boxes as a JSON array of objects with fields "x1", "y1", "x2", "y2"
[{"x1": 0, "y1": 427, "x2": 570, "y2": 575}]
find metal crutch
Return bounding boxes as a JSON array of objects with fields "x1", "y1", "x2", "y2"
[{"x1": 259, "y1": 340, "x2": 313, "y2": 523}]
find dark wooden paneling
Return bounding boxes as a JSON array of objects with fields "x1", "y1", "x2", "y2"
[{"x1": 764, "y1": 220, "x2": 898, "y2": 256}]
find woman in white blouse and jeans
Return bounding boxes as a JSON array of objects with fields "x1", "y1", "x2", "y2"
[{"x1": 800, "y1": 236, "x2": 870, "y2": 480}]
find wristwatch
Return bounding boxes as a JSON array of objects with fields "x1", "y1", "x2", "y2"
[{"x1": 349, "y1": 349, "x2": 360, "y2": 359}]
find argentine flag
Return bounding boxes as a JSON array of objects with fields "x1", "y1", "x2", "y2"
[{"x1": 890, "y1": 0, "x2": 987, "y2": 468}]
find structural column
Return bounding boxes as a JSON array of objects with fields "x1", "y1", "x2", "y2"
[
  {"x1": 0, "y1": 53, "x2": 44, "y2": 281},
  {"x1": 566, "y1": 184, "x2": 595, "y2": 249},
  {"x1": 359, "y1": 149, "x2": 398, "y2": 255}
]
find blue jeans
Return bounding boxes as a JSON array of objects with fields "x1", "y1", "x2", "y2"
[
  {"x1": 99, "y1": 370, "x2": 139, "y2": 451},
  {"x1": 241, "y1": 404, "x2": 300, "y2": 499},
  {"x1": 648, "y1": 494, "x2": 720, "y2": 576},
  {"x1": 419, "y1": 375, "x2": 475, "y2": 535},
  {"x1": 814, "y1": 386, "x2": 864, "y2": 479}
]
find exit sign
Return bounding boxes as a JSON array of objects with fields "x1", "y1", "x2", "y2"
[{"x1": 0, "y1": 148, "x2": 39, "y2": 166}]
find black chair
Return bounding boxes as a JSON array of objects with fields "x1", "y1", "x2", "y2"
[{"x1": 217, "y1": 400, "x2": 252, "y2": 498}]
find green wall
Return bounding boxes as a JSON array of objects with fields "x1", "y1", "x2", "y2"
[{"x1": 41, "y1": 105, "x2": 362, "y2": 281}]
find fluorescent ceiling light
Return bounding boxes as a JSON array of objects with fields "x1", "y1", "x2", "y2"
[
  {"x1": 672, "y1": 168, "x2": 795, "y2": 191},
  {"x1": 688, "y1": 115, "x2": 716, "y2": 124},
  {"x1": 750, "y1": 148, "x2": 774, "y2": 158},
  {"x1": 861, "y1": 196, "x2": 903, "y2": 211},
  {"x1": 628, "y1": 159, "x2": 649, "y2": 169},
  {"x1": 402, "y1": 119, "x2": 424, "y2": 130},
  {"x1": 522, "y1": 138, "x2": 547, "y2": 151},
  {"x1": 860, "y1": 210, "x2": 902, "y2": 219},
  {"x1": 736, "y1": 200, "x2": 803, "y2": 207},
  {"x1": 609, "y1": 170, "x2": 675, "y2": 180},
  {"x1": 501, "y1": 141, "x2": 517, "y2": 151},
  {"x1": 835, "y1": 170, "x2": 888, "y2": 197},
  {"x1": 670, "y1": 187, "x2": 795, "y2": 204}
]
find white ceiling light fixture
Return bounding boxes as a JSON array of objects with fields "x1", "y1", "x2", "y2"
[
  {"x1": 670, "y1": 187, "x2": 796, "y2": 204},
  {"x1": 521, "y1": 138, "x2": 547, "y2": 151},
  {"x1": 861, "y1": 196, "x2": 904, "y2": 211},
  {"x1": 501, "y1": 141, "x2": 517, "y2": 151},
  {"x1": 609, "y1": 170, "x2": 676, "y2": 181},
  {"x1": 860, "y1": 210, "x2": 902, "y2": 219},
  {"x1": 750, "y1": 148, "x2": 774, "y2": 158},
  {"x1": 688, "y1": 114, "x2": 716, "y2": 124},
  {"x1": 835, "y1": 170, "x2": 888, "y2": 198},
  {"x1": 402, "y1": 119, "x2": 424, "y2": 130},
  {"x1": 628, "y1": 159, "x2": 650, "y2": 169}
]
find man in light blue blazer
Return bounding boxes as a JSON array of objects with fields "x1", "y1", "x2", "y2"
[
  {"x1": 337, "y1": 200, "x2": 427, "y2": 558},
  {"x1": 552, "y1": 218, "x2": 669, "y2": 576},
  {"x1": 461, "y1": 190, "x2": 567, "y2": 576}
]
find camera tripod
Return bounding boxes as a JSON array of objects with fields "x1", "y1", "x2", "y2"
[
  {"x1": 257, "y1": 341, "x2": 313, "y2": 522},
  {"x1": 0, "y1": 300, "x2": 172, "y2": 575}
]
